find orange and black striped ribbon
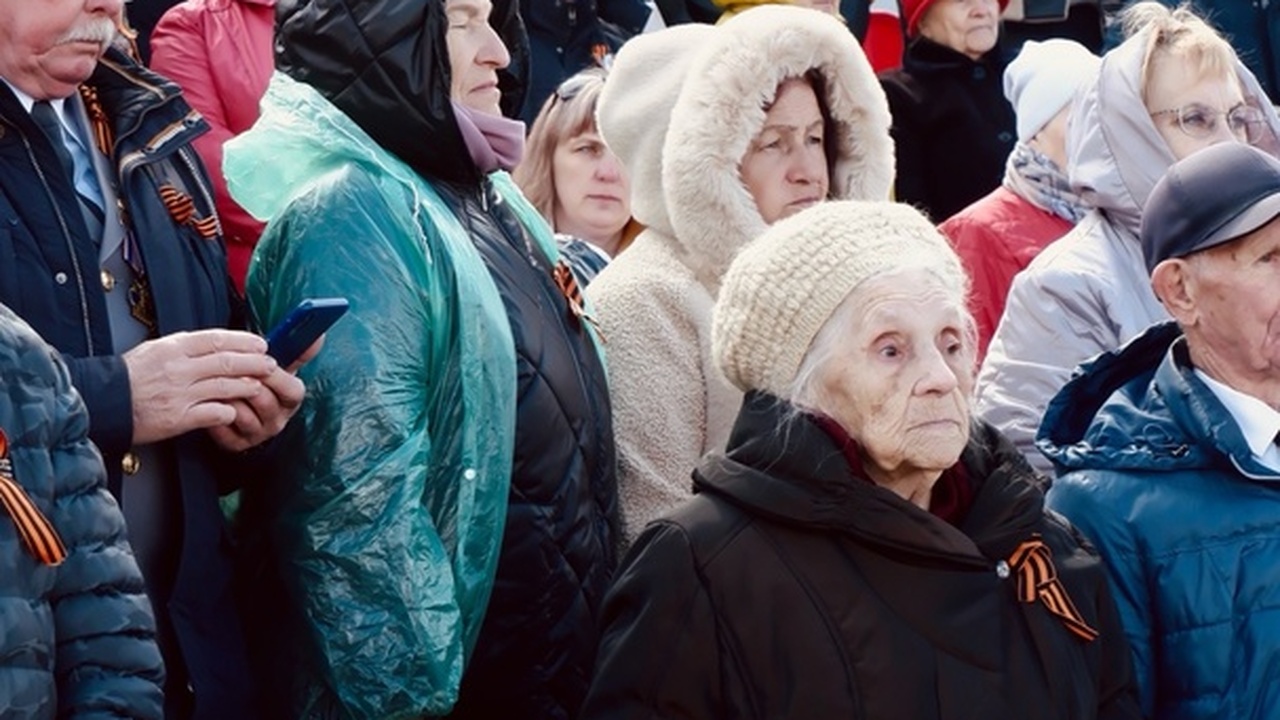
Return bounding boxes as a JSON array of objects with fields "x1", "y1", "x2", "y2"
[
  {"x1": 552, "y1": 260, "x2": 605, "y2": 340},
  {"x1": 1008, "y1": 536, "x2": 1098, "y2": 643},
  {"x1": 79, "y1": 85, "x2": 115, "y2": 160},
  {"x1": 159, "y1": 184, "x2": 221, "y2": 240},
  {"x1": 0, "y1": 474, "x2": 67, "y2": 566}
]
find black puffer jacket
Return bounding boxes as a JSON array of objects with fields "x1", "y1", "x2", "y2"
[
  {"x1": 267, "y1": 3, "x2": 617, "y2": 718},
  {"x1": 583, "y1": 392, "x2": 1141, "y2": 720},
  {"x1": 879, "y1": 38, "x2": 1016, "y2": 222}
]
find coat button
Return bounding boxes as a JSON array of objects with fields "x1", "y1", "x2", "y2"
[
  {"x1": 121, "y1": 451, "x2": 141, "y2": 475},
  {"x1": 973, "y1": 66, "x2": 987, "y2": 81},
  {"x1": 54, "y1": 272, "x2": 68, "y2": 285},
  {"x1": 998, "y1": 131, "x2": 1014, "y2": 144},
  {"x1": 101, "y1": 269, "x2": 116, "y2": 292},
  {"x1": 995, "y1": 560, "x2": 1010, "y2": 579}
]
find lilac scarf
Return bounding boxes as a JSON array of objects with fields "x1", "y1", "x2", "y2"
[{"x1": 452, "y1": 100, "x2": 526, "y2": 173}]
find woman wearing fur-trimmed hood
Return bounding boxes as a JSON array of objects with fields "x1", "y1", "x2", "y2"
[{"x1": 586, "y1": 5, "x2": 894, "y2": 545}]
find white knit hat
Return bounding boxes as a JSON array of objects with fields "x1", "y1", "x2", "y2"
[
  {"x1": 1004, "y1": 39, "x2": 1101, "y2": 143},
  {"x1": 713, "y1": 200, "x2": 967, "y2": 397}
]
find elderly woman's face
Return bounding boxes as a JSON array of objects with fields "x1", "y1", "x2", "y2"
[
  {"x1": 818, "y1": 269, "x2": 974, "y2": 478},
  {"x1": 917, "y1": 0, "x2": 1000, "y2": 61},
  {"x1": 446, "y1": 0, "x2": 510, "y2": 115},
  {"x1": 739, "y1": 78, "x2": 830, "y2": 225},
  {"x1": 1146, "y1": 54, "x2": 1247, "y2": 161}
]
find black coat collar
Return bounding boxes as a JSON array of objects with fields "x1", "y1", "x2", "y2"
[{"x1": 694, "y1": 391, "x2": 1046, "y2": 565}]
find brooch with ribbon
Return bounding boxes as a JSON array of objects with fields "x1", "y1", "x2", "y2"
[{"x1": 1008, "y1": 535, "x2": 1098, "y2": 642}]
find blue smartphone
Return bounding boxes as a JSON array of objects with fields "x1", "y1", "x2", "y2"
[{"x1": 265, "y1": 297, "x2": 349, "y2": 366}]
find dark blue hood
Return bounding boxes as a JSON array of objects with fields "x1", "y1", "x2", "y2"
[{"x1": 1037, "y1": 321, "x2": 1275, "y2": 478}]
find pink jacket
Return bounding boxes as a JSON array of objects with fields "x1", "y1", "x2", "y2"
[
  {"x1": 150, "y1": 0, "x2": 274, "y2": 294},
  {"x1": 938, "y1": 186, "x2": 1071, "y2": 362}
]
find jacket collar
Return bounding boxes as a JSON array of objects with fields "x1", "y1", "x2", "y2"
[
  {"x1": 1039, "y1": 321, "x2": 1280, "y2": 479},
  {"x1": 88, "y1": 47, "x2": 206, "y2": 160},
  {"x1": 903, "y1": 36, "x2": 1004, "y2": 75},
  {"x1": 694, "y1": 391, "x2": 1045, "y2": 564}
]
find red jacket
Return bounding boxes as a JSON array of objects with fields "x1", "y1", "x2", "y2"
[
  {"x1": 938, "y1": 186, "x2": 1071, "y2": 362},
  {"x1": 150, "y1": 0, "x2": 274, "y2": 294}
]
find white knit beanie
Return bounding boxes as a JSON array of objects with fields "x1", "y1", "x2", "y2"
[
  {"x1": 713, "y1": 200, "x2": 966, "y2": 397},
  {"x1": 1004, "y1": 39, "x2": 1101, "y2": 143}
]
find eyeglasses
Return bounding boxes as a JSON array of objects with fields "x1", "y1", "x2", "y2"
[
  {"x1": 1150, "y1": 103, "x2": 1266, "y2": 145},
  {"x1": 553, "y1": 68, "x2": 606, "y2": 105}
]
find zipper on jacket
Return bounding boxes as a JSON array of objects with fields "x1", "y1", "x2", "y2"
[
  {"x1": 176, "y1": 145, "x2": 220, "y2": 233},
  {"x1": 15, "y1": 125, "x2": 95, "y2": 352}
]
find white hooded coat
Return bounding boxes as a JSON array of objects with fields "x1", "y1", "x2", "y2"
[
  {"x1": 588, "y1": 6, "x2": 895, "y2": 544},
  {"x1": 975, "y1": 27, "x2": 1280, "y2": 475}
]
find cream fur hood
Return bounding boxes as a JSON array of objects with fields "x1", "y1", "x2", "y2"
[{"x1": 599, "y1": 6, "x2": 894, "y2": 289}]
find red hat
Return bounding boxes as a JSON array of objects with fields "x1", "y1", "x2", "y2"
[{"x1": 901, "y1": 0, "x2": 1010, "y2": 38}]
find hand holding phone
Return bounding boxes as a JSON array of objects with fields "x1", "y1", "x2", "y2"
[{"x1": 265, "y1": 298, "x2": 349, "y2": 367}]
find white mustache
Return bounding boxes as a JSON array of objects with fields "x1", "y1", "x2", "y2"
[{"x1": 56, "y1": 17, "x2": 117, "y2": 48}]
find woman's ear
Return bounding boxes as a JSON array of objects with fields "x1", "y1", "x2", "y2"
[{"x1": 1150, "y1": 258, "x2": 1199, "y2": 327}]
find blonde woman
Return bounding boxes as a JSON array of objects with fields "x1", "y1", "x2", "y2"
[{"x1": 514, "y1": 67, "x2": 639, "y2": 283}]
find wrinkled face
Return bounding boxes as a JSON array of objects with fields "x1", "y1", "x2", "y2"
[
  {"x1": 816, "y1": 269, "x2": 974, "y2": 479},
  {"x1": 0, "y1": 0, "x2": 122, "y2": 100},
  {"x1": 446, "y1": 0, "x2": 510, "y2": 115},
  {"x1": 739, "y1": 78, "x2": 830, "y2": 225},
  {"x1": 917, "y1": 0, "x2": 1000, "y2": 60},
  {"x1": 1146, "y1": 54, "x2": 1246, "y2": 160},
  {"x1": 1184, "y1": 218, "x2": 1280, "y2": 388},
  {"x1": 552, "y1": 129, "x2": 632, "y2": 249}
]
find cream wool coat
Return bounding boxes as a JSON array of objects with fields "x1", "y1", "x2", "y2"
[{"x1": 589, "y1": 6, "x2": 894, "y2": 544}]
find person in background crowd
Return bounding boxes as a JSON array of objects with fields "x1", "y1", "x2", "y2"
[
  {"x1": 150, "y1": 0, "x2": 274, "y2": 294},
  {"x1": 123, "y1": 0, "x2": 181, "y2": 61},
  {"x1": 711, "y1": 0, "x2": 841, "y2": 21},
  {"x1": 940, "y1": 39, "x2": 1100, "y2": 361},
  {"x1": 655, "y1": 0, "x2": 870, "y2": 32},
  {"x1": 1001, "y1": 0, "x2": 1103, "y2": 55},
  {"x1": 518, "y1": 0, "x2": 649, "y2": 122},
  {"x1": 0, "y1": 304, "x2": 164, "y2": 720},
  {"x1": 1042, "y1": 142, "x2": 1280, "y2": 720},
  {"x1": 0, "y1": 1, "x2": 313, "y2": 717},
  {"x1": 514, "y1": 67, "x2": 638, "y2": 284},
  {"x1": 879, "y1": 0, "x2": 1016, "y2": 222},
  {"x1": 583, "y1": 200, "x2": 1142, "y2": 720},
  {"x1": 223, "y1": 0, "x2": 617, "y2": 717},
  {"x1": 975, "y1": 2, "x2": 1280, "y2": 474},
  {"x1": 587, "y1": 5, "x2": 893, "y2": 545},
  {"x1": 1103, "y1": 0, "x2": 1278, "y2": 104}
]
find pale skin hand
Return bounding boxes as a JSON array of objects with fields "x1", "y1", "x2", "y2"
[
  {"x1": 123, "y1": 330, "x2": 320, "y2": 452},
  {"x1": 207, "y1": 337, "x2": 324, "y2": 452}
]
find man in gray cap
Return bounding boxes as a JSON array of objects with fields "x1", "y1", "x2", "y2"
[{"x1": 1035, "y1": 140, "x2": 1280, "y2": 720}]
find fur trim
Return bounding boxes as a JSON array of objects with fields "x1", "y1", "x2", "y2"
[
  {"x1": 597, "y1": 24, "x2": 716, "y2": 238},
  {"x1": 663, "y1": 5, "x2": 895, "y2": 292}
]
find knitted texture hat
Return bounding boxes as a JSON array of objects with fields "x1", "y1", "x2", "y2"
[
  {"x1": 713, "y1": 201, "x2": 966, "y2": 396},
  {"x1": 1004, "y1": 39, "x2": 1100, "y2": 143},
  {"x1": 901, "y1": 0, "x2": 1008, "y2": 37}
]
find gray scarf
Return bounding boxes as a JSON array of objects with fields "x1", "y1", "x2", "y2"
[{"x1": 1002, "y1": 142, "x2": 1091, "y2": 224}]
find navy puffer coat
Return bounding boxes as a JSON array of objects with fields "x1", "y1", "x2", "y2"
[{"x1": 0, "y1": 304, "x2": 163, "y2": 718}]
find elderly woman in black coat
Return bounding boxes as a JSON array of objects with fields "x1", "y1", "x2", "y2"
[
  {"x1": 880, "y1": 0, "x2": 1017, "y2": 221},
  {"x1": 581, "y1": 200, "x2": 1142, "y2": 720}
]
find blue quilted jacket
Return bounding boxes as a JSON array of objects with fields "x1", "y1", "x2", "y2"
[
  {"x1": 1039, "y1": 322, "x2": 1280, "y2": 720},
  {"x1": 0, "y1": 304, "x2": 163, "y2": 718}
]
